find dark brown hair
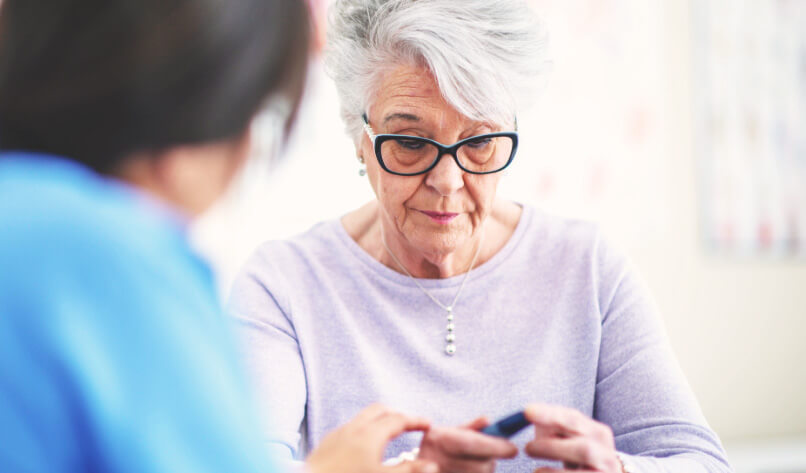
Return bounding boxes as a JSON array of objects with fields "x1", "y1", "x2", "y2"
[{"x1": 0, "y1": 0, "x2": 309, "y2": 172}]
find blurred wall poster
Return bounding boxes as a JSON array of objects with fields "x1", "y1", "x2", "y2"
[{"x1": 692, "y1": 0, "x2": 806, "y2": 258}]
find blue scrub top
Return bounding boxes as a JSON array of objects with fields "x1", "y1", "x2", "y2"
[{"x1": 0, "y1": 152, "x2": 275, "y2": 472}]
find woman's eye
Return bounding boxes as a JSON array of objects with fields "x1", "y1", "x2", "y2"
[
  {"x1": 396, "y1": 138, "x2": 426, "y2": 150},
  {"x1": 466, "y1": 137, "x2": 492, "y2": 149}
]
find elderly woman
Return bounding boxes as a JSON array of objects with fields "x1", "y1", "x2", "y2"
[{"x1": 229, "y1": 1, "x2": 733, "y2": 472}]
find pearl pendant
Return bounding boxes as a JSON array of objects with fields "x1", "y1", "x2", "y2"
[{"x1": 445, "y1": 307, "x2": 456, "y2": 355}]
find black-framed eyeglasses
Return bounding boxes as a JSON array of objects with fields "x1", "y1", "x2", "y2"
[{"x1": 362, "y1": 114, "x2": 518, "y2": 176}]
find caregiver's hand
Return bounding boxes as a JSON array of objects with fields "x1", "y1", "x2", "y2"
[
  {"x1": 306, "y1": 404, "x2": 438, "y2": 473},
  {"x1": 418, "y1": 417, "x2": 518, "y2": 473},
  {"x1": 524, "y1": 403, "x2": 622, "y2": 473}
]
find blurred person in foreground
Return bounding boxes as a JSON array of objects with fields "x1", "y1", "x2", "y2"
[
  {"x1": 0, "y1": 1, "x2": 437, "y2": 472},
  {"x1": 228, "y1": 1, "x2": 734, "y2": 472}
]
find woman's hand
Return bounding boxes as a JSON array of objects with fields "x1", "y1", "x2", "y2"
[
  {"x1": 306, "y1": 404, "x2": 438, "y2": 473},
  {"x1": 524, "y1": 403, "x2": 622, "y2": 473},
  {"x1": 417, "y1": 417, "x2": 518, "y2": 473}
]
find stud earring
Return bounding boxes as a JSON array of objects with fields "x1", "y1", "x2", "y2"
[{"x1": 358, "y1": 157, "x2": 367, "y2": 177}]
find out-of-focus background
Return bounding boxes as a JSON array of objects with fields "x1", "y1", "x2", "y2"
[{"x1": 191, "y1": 0, "x2": 806, "y2": 471}]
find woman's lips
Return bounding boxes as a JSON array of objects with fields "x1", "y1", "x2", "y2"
[{"x1": 418, "y1": 210, "x2": 459, "y2": 224}]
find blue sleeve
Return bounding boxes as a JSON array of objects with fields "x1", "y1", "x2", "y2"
[{"x1": 0, "y1": 223, "x2": 278, "y2": 473}]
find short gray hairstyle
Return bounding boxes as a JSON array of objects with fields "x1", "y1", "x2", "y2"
[{"x1": 324, "y1": 0, "x2": 550, "y2": 142}]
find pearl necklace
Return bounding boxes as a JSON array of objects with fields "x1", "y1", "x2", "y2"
[{"x1": 381, "y1": 228, "x2": 485, "y2": 356}]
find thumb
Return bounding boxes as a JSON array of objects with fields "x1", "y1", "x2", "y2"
[
  {"x1": 462, "y1": 416, "x2": 490, "y2": 431},
  {"x1": 385, "y1": 459, "x2": 439, "y2": 473}
]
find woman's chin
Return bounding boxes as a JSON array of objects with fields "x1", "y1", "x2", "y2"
[{"x1": 407, "y1": 233, "x2": 465, "y2": 261}]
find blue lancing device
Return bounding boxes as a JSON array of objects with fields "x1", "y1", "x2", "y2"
[{"x1": 481, "y1": 411, "x2": 530, "y2": 438}]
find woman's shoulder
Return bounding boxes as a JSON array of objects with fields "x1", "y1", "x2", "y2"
[
  {"x1": 517, "y1": 205, "x2": 627, "y2": 274},
  {"x1": 1, "y1": 155, "x2": 216, "y2": 327},
  {"x1": 228, "y1": 216, "x2": 358, "y2": 314},
  {"x1": 519, "y1": 205, "x2": 601, "y2": 249},
  {"x1": 244, "y1": 201, "x2": 380, "y2": 272},
  {"x1": 238, "y1": 217, "x2": 351, "y2": 279},
  {"x1": 0, "y1": 154, "x2": 195, "y2": 269}
]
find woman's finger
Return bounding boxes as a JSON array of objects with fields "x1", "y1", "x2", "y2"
[
  {"x1": 462, "y1": 416, "x2": 490, "y2": 431},
  {"x1": 525, "y1": 436, "x2": 619, "y2": 471},
  {"x1": 371, "y1": 412, "x2": 432, "y2": 442},
  {"x1": 524, "y1": 404, "x2": 603, "y2": 439},
  {"x1": 432, "y1": 426, "x2": 517, "y2": 459},
  {"x1": 439, "y1": 456, "x2": 498, "y2": 473}
]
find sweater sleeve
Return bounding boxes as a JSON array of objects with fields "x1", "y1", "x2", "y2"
[
  {"x1": 227, "y1": 244, "x2": 309, "y2": 467},
  {"x1": 592, "y1": 235, "x2": 733, "y2": 473}
]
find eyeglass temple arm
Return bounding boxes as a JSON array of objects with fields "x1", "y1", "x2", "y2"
[{"x1": 362, "y1": 113, "x2": 377, "y2": 142}]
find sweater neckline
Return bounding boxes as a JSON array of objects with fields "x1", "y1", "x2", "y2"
[{"x1": 330, "y1": 204, "x2": 535, "y2": 290}]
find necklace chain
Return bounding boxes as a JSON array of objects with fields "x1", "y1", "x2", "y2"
[{"x1": 380, "y1": 226, "x2": 485, "y2": 356}]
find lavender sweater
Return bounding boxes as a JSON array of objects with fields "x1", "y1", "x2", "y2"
[{"x1": 228, "y1": 205, "x2": 732, "y2": 472}]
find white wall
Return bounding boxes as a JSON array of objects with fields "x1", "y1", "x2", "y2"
[{"x1": 191, "y1": 0, "x2": 806, "y2": 442}]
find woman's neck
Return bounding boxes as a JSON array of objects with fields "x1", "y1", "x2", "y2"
[
  {"x1": 378, "y1": 220, "x2": 485, "y2": 279},
  {"x1": 343, "y1": 200, "x2": 522, "y2": 279}
]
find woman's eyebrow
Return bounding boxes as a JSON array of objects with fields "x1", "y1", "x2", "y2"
[{"x1": 383, "y1": 112, "x2": 421, "y2": 124}]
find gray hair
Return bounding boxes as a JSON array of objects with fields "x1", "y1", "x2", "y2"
[{"x1": 324, "y1": 0, "x2": 550, "y2": 142}]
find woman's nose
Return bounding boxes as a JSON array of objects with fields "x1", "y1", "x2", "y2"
[{"x1": 425, "y1": 152, "x2": 464, "y2": 196}]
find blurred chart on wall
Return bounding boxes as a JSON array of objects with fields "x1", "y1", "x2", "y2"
[
  {"x1": 692, "y1": 0, "x2": 806, "y2": 258},
  {"x1": 515, "y1": 0, "x2": 668, "y2": 246}
]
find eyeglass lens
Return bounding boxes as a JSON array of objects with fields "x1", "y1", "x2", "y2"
[{"x1": 379, "y1": 136, "x2": 513, "y2": 174}]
